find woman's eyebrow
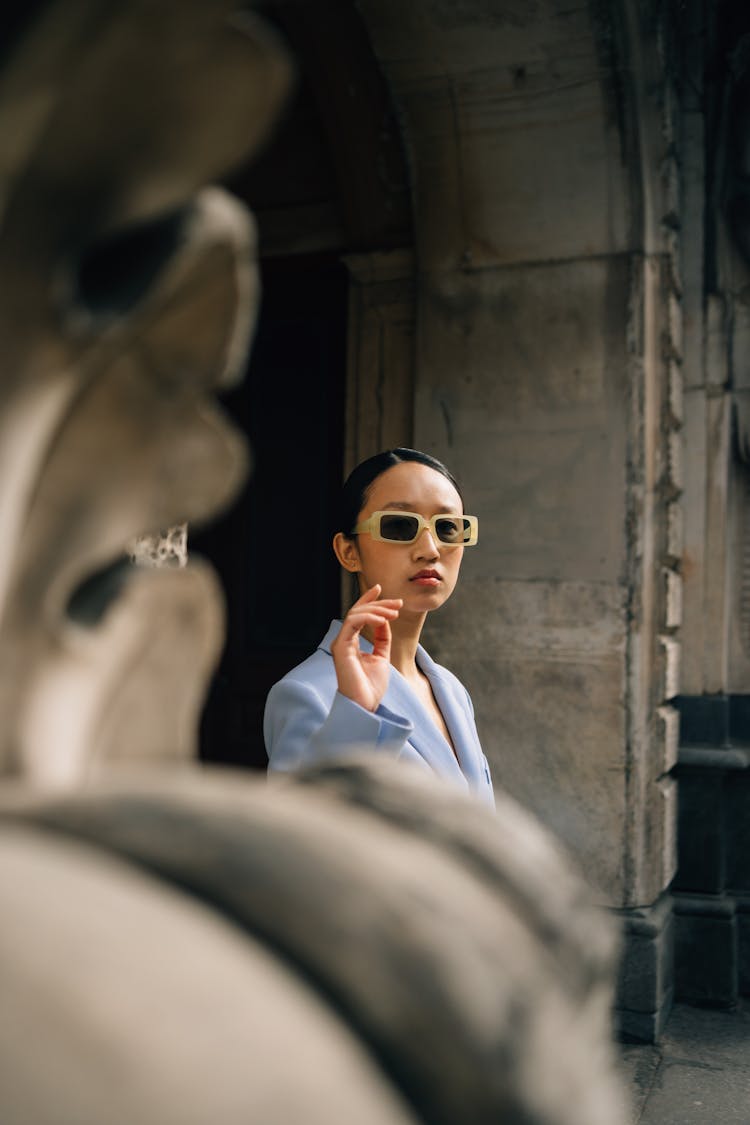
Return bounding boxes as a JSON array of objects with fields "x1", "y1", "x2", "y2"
[{"x1": 382, "y1": 501, "x2": 459, "y2": 513}]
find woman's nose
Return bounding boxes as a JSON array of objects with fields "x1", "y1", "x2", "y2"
[{"x1": 414, "y1": 529, "x2": 439, "y2": 558}]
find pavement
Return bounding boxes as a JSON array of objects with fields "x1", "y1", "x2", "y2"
[{"x1": 618, "y1": 1001, "x2": 750, "y2": 1123}]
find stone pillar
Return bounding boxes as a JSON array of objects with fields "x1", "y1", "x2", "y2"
[
  {"x1": 342, "y1": 249, "x2": 415, "y2": 474},
  {"x1": 356, "y1": 0, "x2": 682, "y2": 1041}
]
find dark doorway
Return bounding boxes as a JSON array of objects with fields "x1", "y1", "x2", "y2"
[{"x1": 194, "y1": 256, "x2": 347, "y2": 769}]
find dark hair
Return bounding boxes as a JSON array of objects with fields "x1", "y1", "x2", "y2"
[{"x1": 337, "y1": 448, "x2": 463, "y2": 537}]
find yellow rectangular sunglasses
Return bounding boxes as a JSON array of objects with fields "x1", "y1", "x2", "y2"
[{"x1": 354, "y1": 511, "x2": 478, "y2": 546}]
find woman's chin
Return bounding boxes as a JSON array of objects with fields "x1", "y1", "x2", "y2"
[{"x1": 404, "y1": 587, "x2": 449, "y2": 613}]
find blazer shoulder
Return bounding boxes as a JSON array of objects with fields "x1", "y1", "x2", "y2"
[{"x1": 270, "y1": 645, "x2": 337, "y2": 697}]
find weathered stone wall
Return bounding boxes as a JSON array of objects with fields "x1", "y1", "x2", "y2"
[{"x1": 358, "y1": 0, "x2": 681, "y2": 928}]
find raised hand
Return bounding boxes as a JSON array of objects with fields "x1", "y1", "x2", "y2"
[{"x1": 330, "y1": 584, "x2": 402, "y2": 712}]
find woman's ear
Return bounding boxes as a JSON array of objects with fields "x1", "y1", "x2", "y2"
[{"x1": 333, "y1": 532, "x2": 360, "y2": 572}]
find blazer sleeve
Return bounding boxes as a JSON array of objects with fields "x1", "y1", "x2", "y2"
[{"x1": 264, "y1": 677, "x2": 414, "y2": 773}]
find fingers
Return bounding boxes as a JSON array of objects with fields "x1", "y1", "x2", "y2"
[
  {"x1": 357, "y1": 583, "x2": 381, "y2": 604},
  {"x1": 341, "y1": 586, "x2": 401, "y2": 634},
  {"x1": 338, "y1": 607, "x2": 399, "y2": 640},
  {"x1": 353, "y1": 584, "x2": 402, "y2": 609},
  {"x1": 369, "y1": 614, "x2": 391, "y2": 661},
  {"x1": 331, "y1": 585, "x2": 400, "y2": 711},
  {"x1": 333, "y1": 586, "x2": 402, "y2": 654}
]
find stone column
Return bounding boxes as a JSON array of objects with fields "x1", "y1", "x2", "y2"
[
  {"x1": 356, "y1": 0, "x2": 683, "y2": 1041},
  {"x1": 342, "y1": 249, "x2": 416, "y2": 473}
]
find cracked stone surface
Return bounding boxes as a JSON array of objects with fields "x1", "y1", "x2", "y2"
[{"x1": 619, "y1": 1002, "x2": 750, "y2": 1124}]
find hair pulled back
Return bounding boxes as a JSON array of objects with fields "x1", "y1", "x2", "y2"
[{"x1": 337, "y1": 448, "x2": 463, "y2": 537}]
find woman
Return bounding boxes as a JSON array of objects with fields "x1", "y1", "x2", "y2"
[{"x1": 264, "y1": 448, "x2": 494, "y2": 806}]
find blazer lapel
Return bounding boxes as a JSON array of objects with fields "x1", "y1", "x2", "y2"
[
  {"x1": 383, "y1": 666, "x2": 467, "y2": 785},
  {"x1": 416, "y1": 649, "x2": 485, "y2": 790}
]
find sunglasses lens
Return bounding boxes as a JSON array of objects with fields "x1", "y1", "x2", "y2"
[
  {"x1": 379, "y1": 513, "x2": 420, "y2": 541},
  {"x1": 435, "y1": 517, "x2": 468, "y2": 544}
]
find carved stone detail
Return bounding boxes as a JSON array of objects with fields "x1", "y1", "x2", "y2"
[{"x1": 130, "y1": 526, "x2": 188, "y2": 570}]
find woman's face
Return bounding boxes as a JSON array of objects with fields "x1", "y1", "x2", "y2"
[{"x1": 339, "y1": 461, "x2": 467, "y2": 615}]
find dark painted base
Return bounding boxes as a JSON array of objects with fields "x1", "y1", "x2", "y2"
[
  {"x1": 675, "y1": 692, "x2": 750, "y2": 746},
  {"x1": 673, "y1": 892, "x2": 750, "y2": 1006},
  {"x1": 613, "y1": 693, "x2": 750, "y2": 1042},
  {"x1": 672, "y1": 693, "x2": 750, "y2": 1007},
  {"x1": 614, "y1": 894, "x2": 674, "y2": 1043}
]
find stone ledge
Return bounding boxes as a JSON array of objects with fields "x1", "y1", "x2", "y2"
[
  {"x1": 673, "y1": 892, "x2": 737, "y2": 917},
  {"x1": 678, "y1": 745, "x2": 750, "y2": 770}
]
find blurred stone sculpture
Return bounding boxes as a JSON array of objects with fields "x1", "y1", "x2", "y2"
[
  {"x1": 0, "y1": 3, "x2": 629, "y2": 1123},
  {"x1": 2, "y1": 759, "x2": 628, "y2": 1125},
  {"x1": 0, "y1": 0, "x2": 287, "y2": 783}
]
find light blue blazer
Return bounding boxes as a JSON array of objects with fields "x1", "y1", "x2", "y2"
[{"x1": 264, "y1": 620, "x2": 495, "y2": 808}]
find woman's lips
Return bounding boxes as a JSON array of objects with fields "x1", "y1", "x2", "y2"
[{"x1": 411, "y1": 571, "x2": 441, "y2": 586}]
